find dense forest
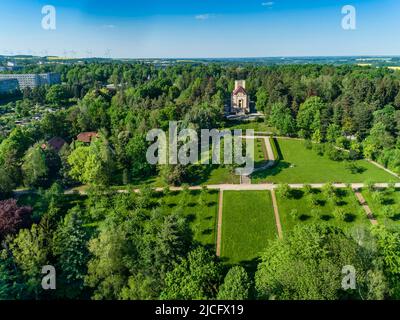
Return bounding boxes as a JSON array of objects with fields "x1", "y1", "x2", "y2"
[{"x1": 1, "y1": 62, "x2": 400, "y2": 300}]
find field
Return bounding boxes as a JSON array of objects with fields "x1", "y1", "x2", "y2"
[
  {"x1": 276, "y1": 187, "x2": 369, "y2": 235},
  {"x1": 160, "y1": 189, "x2": 219, "y2": 248},
  {"x1": 361, "y1": 188, "x2": 400, "y2": 228},
  {"x1": 252, "y1": 138, "x2": 399, "y2": 184},
  {"x1": 220, "y1": 191, "x2": 278, "y2": 264}
]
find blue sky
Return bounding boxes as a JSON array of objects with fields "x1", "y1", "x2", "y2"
[{"x1": 0, "y1": 0, "x2": 399, "y2": 58}]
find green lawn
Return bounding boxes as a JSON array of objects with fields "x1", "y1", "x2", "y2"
[
  {"x1": 221, "y1": 191, "x2": 278, "y2": 264},
  {"x1": 361, "y1": 188, "x2": 400, "y2": 228},
  {"x1": 254, "y1": 139, "x2": 268, "y2": 168},
  {"x1": 159, "y1": 189, "x2": 219, "y2": 248},
  {"x1": 252, "y1": 138, "x2": 399, "y2": 184},
  {"x1": 276, "y1": 187, "x2": 369, "y2": 235},
  {"x1": 200, "y1": 166, "x2": 240, "y2": 185}
]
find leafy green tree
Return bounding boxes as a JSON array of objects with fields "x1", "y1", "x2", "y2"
[
  {"x1": 255, "y1": 225, "x2": 369, "y2": 300},
  {"x1": 85, "y1": 218, "x2": 132, "y2": 300},
  {"x1": 326, "y1": 124, "x2": 342, "y2": 143},
  {"x1": 333, "y1": 208, "x2": 346, "y2": 221},
  {"x1": 0, "y1": 255, "x2": 13, "y2": 299},
  {"x1": 160, "y1": 247, "x2": 222, "y2": 300},
  {"x1": 22, "y1": 145, "x2": 48, "y2": 188},
  {"x1": 371, "y1": 226, "x2": 400, "y2": 298},
  {"x1": 256, "y1": 88, "x2": 269, "y2": 114},
  {"x1": 9, "y1": 224, "x2": 49, "y2": 299},
  {"x1": 22, "y1": 144, "x2": 61, "y2": 188},
  {"x1": 363, "y1": 122, "x2": 395, "y2": 160},
  {"x1": 268, "y1": 103, "x2": 296, "y2": 135},
  {"x1": 217, "y1": 266, "x2": 251, "y2": 300},
  {"x1": 198, "y1": 186, "x2": 208, "y2": 208},
  {"x1": 67, "y1": 146, "x2": 90, "y2": 182},
  {"x1": 126, "y1": 133, "x2": 152, "y2": 179},
  {"x1": 0, "y1": 166, "x2": 16, "y2": 199},
  {"x1": 276, "y1": 183, "x2": 291, "y2": 199},
  {"x1": 46, "y1": 84, "x2": 70, "y2": 106},
  {"x1": 296, "y1": 96, "x2": 326, "y2": 139},
  {"x1": 68, "y1": 134, "x2": 115, "y2": 186},
  {"x1": 53, "y1": 206, "x2": 89, "y2": 299}
]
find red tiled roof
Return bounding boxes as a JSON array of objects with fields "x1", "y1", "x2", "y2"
[
  {"x1": 232, "y1": 86, "x2": 247, "y2": 96},
  {"x1": 77, "y1": 132, "x2": 98, "y2": 143}
]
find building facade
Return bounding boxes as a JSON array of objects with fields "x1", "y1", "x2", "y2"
[
  {"x1": 231, "y1": 80, "x2": 250, "y2": 114},
  {"x1": 0, "y1": 79, "x2": 19, "y2": 94},
  {"x1": 0, "y1": 73, "x2": 61, "y2": 89}
]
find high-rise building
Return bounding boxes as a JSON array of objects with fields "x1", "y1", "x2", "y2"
[
  {"x1": 0, "y1": 79, "x2": 19, "y2": 94},
  {"x1": 0, "y1": 73, "x2": 61, "y2": 89}
]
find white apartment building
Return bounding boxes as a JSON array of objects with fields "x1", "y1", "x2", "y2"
[{"x1": 0, "y1": 73, "x2": 61, "y2": 89}]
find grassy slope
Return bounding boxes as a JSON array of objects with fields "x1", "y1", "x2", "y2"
[
  {"x1": 252, "y1": 138, "x2": 399, "y2": 184},
  {"x1": 277, "y1": 188, "x2": 369, "y2": 235},
  {"x1": 221, "y1": 191, "x2": 278, "y2": 264}
]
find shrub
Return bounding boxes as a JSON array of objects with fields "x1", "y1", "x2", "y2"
[
  {"x1": 290, "y1": 209, "x2": 299, "y2": 220},
  {"x1": 308, "y1": 195, "x2": 319, "y2": 208},
  {"x1": 322, "y1": 183, "x2": 336, "y2": 198},
  {"x1": 381, "y1": 206, "x2": 395, "y2": 219},
  {"x1": 313, "y1": 143, "x2": 325, "y2": 156},
  {"x1": 333, "y1": 208, "x2": 346, "y2": 221},
  {"x1": 303, "y1": 184, "x2": 313, "y2": 196},
  {"x1": 277, "y1": 183, "x2": 291, "y2": 199},
  {"x1": 346, "y1": 162, "x2": 363, "y2": 174},
  {"x1": 372, "y1": 191, "x2": 385, "y2": 205},
  {"x1": 304, "y1": 140, "x2": 312, "y2": 150},
  {"x1": 326, "y1": 144, "x2": 344, "y2": 161},
  {"x1": 364, "y1": 180, "x2": 376, "y2": 192}
]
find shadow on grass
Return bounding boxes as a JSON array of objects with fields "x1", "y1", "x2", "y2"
[
  {"x1": 320, "y1": 214, "x2": 333, "y2": 221},
  {"x1": 251, "y1": 161, "x2": 291, "y2": 180},
  {"x1": 344, "y1": 213, "x2": 356, "y2": 223},
  {"x1": 391, "y1": 214, "x2": 400, "y2": 222},
  {"x1": 202, "y1": 228, "x2": 213, "y2": 235},
  {"x1": 299, "y1": 214, "x2": 312, "y2": 221},
  {"x1": 382, "y1": 198, "x2": 395, "y2": 206},
  {"x1": 290, "y1": 189, "x2": 304, "y2": 199}
]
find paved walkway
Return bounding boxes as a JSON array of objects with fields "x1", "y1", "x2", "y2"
[
  {"x1": 59, "y1": 182, "x2": 400, "y2": 196},
  {"x1": 270, "y1": 189, "x2": 283, "y2": 239},
  {"x1": 240, "y1": 175, "x2": 251, "y2": 185},
  {"x1": 354, "y1": 191, "x2": 378, "y2": 225},
  {"x1": 216, "y1": 190, "x2": 224, "y2": 257},
  {"x1": 264, "y1": 137, "x2": 275, "y2": 161},
  {"x1": 367, "y1": 159, "x2": 400, "y2": 180}
]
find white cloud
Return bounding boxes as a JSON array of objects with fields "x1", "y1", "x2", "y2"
[
  {"x1": 102, "y1": 24, "x2": 116, "y2": 29},
  {"x1": 195, "y1": 14, "x2": 214, "y2": 20},
  {"x1": 261, "y1": 2, "x2": 274, "y2": 7}
]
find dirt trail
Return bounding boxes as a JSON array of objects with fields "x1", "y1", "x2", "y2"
[
  {"x1": 271, "y1": 189, "x2": 283, "y2": 239},
  {"x1": 216, "y1": 190, "x2": 224, "y2": 257},
  {"x1": 354, "y1": 191, "x2": 378, "y2": 225}
]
